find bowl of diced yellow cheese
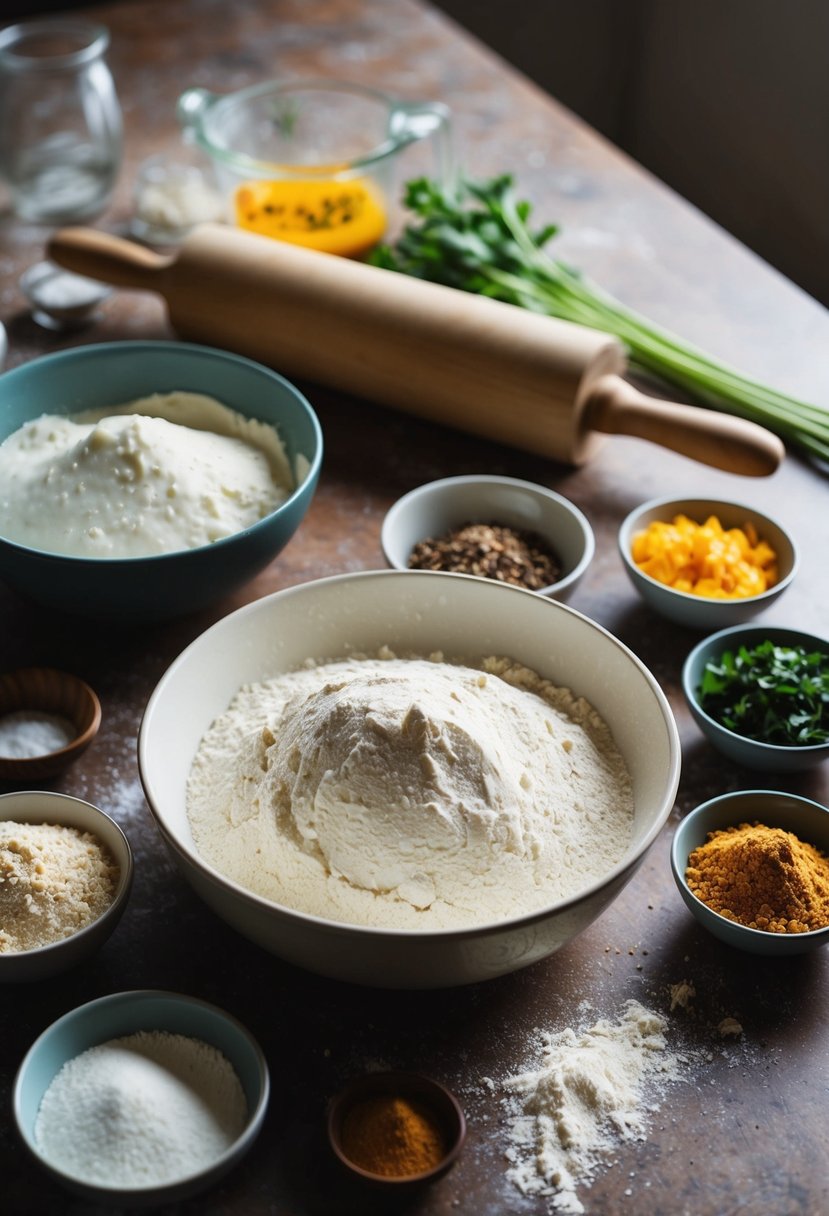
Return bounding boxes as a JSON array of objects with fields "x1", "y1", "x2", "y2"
[{"x1": 618, "y1": 496, "x2": 797, "y2": 630}]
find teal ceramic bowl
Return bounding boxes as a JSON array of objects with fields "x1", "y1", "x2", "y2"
[
  {"x1": 671, "y1": 790, "x2": 829, "y2": 955},
  {"x1": 619, "y1": 496, "x2": 797, "y2": 630},
  {"x1": 0, "y1": 341, "x2": 322, "y2": 621},
  {"x1": 13, "y1": 989, "x2": 270, "y2": 1206},
  {"x1": 682, "y1": 624, "x2": 829, "y2": 772}
]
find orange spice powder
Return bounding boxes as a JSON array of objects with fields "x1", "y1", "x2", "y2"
[
  {"x1": 686, "y1": 821, "x2": 829, "y2": 933},
  {"x1": 340, "y1": 1093, "x2": 446, "y2": 1177}
]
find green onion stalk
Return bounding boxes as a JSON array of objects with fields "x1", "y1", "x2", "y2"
[{"x1": 370, "y1": 175, "x2": 829, "y2": 463}]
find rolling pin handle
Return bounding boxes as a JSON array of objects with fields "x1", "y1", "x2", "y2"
[
  {"x1": 47, "y1": 227, "x2": 171, "y2": 291},
  {"x1": 586, "y1": 373, "x2": 784, "y2": 476}
]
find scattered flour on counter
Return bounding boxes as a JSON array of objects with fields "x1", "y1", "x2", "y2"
[
  {"x1": 502, "y1": 1000, "x2": 690, "y2": 1215},
  {"x1": 186, "y1": 651, "x2": 633, "y2": 930},
  {"x1": 94, "y1": 767, "x2": 149, "y2": 824},
  {"x1": 669, "y1": 979, "x2": 696, "y2": 1012}
]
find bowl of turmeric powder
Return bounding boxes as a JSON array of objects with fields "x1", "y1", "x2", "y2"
[
  {"x1": 671, "y1": 790, "x2": 829, "y2": 954},
  {"x1": 618, "y1": 497, "x2": 797, "y2": 630},
  {"x1": 327, "y1": 1070, "x2": 466, "y2": 1187}
]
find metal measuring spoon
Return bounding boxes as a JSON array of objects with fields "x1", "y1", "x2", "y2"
[{"x1": 19, "y1": 260, "x2": 111, "y2": 331}]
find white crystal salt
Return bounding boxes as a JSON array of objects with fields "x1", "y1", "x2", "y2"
[{"x1": 34, "y1": 1030, "x2": 248, "y2": 1188}]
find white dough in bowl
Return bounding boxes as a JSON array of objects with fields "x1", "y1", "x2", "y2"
[
  {"x1": 187, "y1": 652, "x2": 633, "y2": 930},
  {"x1": 0, "y1": 391, "x2": 292, "y2": 558}
]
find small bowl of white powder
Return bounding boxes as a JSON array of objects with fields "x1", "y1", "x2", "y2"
[
  {"x1": 13, "y1": 989, "x2": 269, "y2": 1205},
  {"x1": 0, "y1": 666, "x2": 101, "y2": 782},
  {"x1": 0, "y1": 790, "x2": 133, "y2": 982},
  {"x1": 20, "y1": 260, "x2": 112, "y2": 332}
]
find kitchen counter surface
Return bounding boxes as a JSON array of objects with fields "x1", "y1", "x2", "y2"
[{"x1": 1, "y1": 2, "x2": 827, "y2": 1214}]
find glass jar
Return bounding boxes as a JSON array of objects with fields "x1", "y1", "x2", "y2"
[{"x1": 0, "y1": 18, "x2": 122, "y2": 224}]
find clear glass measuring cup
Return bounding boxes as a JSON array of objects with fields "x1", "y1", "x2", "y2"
[
  {"x1": 0, "y1": 18, "x2": 122, "y2": 224},
  {"x1": 177, "y1": 79, "x2": 452, "y2": 257}
]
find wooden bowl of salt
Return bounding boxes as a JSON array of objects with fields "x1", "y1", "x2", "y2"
[{"x1": 0, "y1": 667, "x2": 101, "y2": 782}]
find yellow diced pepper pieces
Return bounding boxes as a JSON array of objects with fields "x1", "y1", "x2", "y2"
[{"x1": 631, "y1": 513, "x2": 778, "y2": 600}]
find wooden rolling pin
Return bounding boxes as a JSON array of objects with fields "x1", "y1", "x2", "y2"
[{"x1": 49, "y1": 225, "x2": 783, "y2": 476}]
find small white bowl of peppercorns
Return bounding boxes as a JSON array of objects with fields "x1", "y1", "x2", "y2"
[{"x1": 381, "y1": 475, "x2": 595, "y2": 601}]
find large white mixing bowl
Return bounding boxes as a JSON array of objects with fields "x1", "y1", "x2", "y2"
[{"x1": 139, "y1": 570, "x2": 680, "y2": 988}]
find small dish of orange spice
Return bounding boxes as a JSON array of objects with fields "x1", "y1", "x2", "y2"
[
  {"x1": 671, "y1": 790, "x2": 829, "y2": 955},
  {"x1": 327, "y1": 1070, "x2": 466, "y2": 1187},
  {"x1": 685, "y1": 822, "x2": 829, "y2": 934}
]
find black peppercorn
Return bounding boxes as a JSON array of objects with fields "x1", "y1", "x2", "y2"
[{"x1": 408, "y1": 522, "x2": 561, "y2": 590}]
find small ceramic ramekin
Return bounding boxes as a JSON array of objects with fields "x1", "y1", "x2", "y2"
[
  {"x1": 0, "y1": 667, "x2": 101, "y2": 782},
  {"x1": 671, "y1": 790, "x2": 829, "y2": 955},
  {"x1": 13, "y1": 990, "x2": 270, "y2": 1206},
  {"x1": 381, "y1": 474, "x2": 594, "y2": 601},
  {"x1": 327, "y1": 1070, "x2": 466, "y2": 1188},
  {"x1": 682, "y1": 625, "x2": 829, "y2": 772},
  {"x1": 0, "y1": 791, "x2": 132, "y2": 982},
  {"x1": 618, "y1": 496, "x2": 797, "y2": 630}
]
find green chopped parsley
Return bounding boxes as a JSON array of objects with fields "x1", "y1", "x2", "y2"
[{"x1": 698, "y1": 640, "x2": 829, "y2": 746}]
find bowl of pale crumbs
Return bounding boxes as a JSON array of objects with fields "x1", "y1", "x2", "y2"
[{"x1": 0, "y1": 790, "x2": 132, "y2": 981}]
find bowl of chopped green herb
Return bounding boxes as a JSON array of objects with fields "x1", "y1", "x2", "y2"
[{"x1": 682, "y1": 625, "x2": 829, "y2": 772}]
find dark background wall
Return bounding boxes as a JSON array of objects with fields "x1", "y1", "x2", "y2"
[
  {"x1": 433, "y1": 0, "x2": 828, "y2": 307},
  {"x1": 4, "y1": 0, "x2": 825, "y2": 307}
]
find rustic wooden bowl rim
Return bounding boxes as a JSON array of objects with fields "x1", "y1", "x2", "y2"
[{"x1": 0, "y1": 667, "x2": 102, "y2": 776}]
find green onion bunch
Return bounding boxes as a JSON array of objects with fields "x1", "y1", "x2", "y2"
[{"x1": 371, "y1": 175, "x2": 829, "y2": 462}]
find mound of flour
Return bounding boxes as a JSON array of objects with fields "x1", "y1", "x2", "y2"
[
  {"x1": 503, "y1": 1000, "x2": 689, "y2": 1214},
  {"x1": 186, "y1": 652, "x2": 633, "y2": 929}
]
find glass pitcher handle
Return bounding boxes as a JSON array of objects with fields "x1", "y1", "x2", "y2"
[
  {"x1": 176, "y1": 87, "x2": 217, "y2": 143},
  {"x1": 390, "y1": 101, "x2": 455, "y2": 188}
]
